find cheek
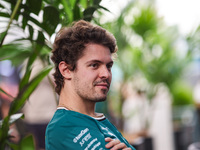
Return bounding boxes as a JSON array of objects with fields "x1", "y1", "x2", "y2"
[
  {"x1": 82, "y1": 71, "x2": 97, "y2": 82},
  {"x1": 86, "y1": 70, "x2": 99, "y2": 79}
]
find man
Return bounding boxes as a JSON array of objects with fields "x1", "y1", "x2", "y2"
[{"x1": 45, "y1": 20, "x2": 135, "y2": 150}]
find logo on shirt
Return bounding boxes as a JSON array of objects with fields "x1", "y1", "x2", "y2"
[
  {"x1": 73, "y1": 128, "x2": 103, "y2": 150},
  {"x1": 73, "y1": 128, "x2": 89, "y2": 143}
]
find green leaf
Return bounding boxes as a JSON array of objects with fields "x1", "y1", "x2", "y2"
[
  {"x1": 0, "y1": 12, "x2": 10, "y2": 18},
  {"x1": 0, "y1": 3, "x2": 5, "y2": 8},
  {"x1": 61, "y1": 0, "x2": 73, "y2": 23},
  {"x1": 0, "y1": 116, "x2": 9, "y2": 148},
  {"x1": 79, "y1": 0, "x2": 87, "y2": 8},
  {"x1": 22, "y1": 16, "x2": 28, "y2": 30},
  {"x1": 6, "y1": 142, "x2": 19, "y2": 150},
  {"x1": 19, "y1": 52, "x2": 37, "y2": 90},
  {"x1": 43, "y1": 6, "x2": 60, "y2": 35},
  {"x1": 24, "y1": 13, "x2": 42, "y2": 29},
  {"x1": 28, "y1": 25, "x2": 34, "y2": 40},
  {"x1": 93, "y1": 0, "x2": 101, "y2": 5},
  {"x1": 69, "y1": 0, "x2": 76, "y2": 7},
  {"x1": 98, "y1": 5, "x2": 110, "y2": 12},
  {"x1": 36, "y1": 31, "x2": 45, "y2": 47},
  {"x1": 0, "y1": 31, "x2": 7, "y2": 44},
  {"x1": 83, "y1": 4, "x2": 107, "y2": 21},
  {"x1": 26, "y1": 0, "x2": 42, "y2": 15},
  {"x1": 83, "y1": 6, "x2": 97, "y2": 21},
  {"x1": 73, "y1": 0, "x2": 81, "y2": 20},
  {"x1": 0, "y1": 44, "x2": 31, "y2": 65},
  {"x1": 19, "y1": 135, "x2": 35, "y2": 150},
  {"x1": 9, "y1": 65, "x2": 53, "y2": 115}
]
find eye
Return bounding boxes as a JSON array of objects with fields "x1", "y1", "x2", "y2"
[
  {"x1": 89, "y1": 63, "x2": 99, "y2": 69},
  {"x1": 107, "y1": 63, "x2": 113, "y2": 71}
]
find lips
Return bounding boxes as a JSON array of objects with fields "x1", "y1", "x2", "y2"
[
  {"x1": 95, "y1": 83, "x2": 109, "y2": 89},
  {"x1": 94, "y1": 81, "x2": 110, "y2": 89}
]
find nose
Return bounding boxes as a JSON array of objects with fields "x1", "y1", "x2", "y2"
[{"x1": 99, "y1": 66, "x2": 111, "y2": 79}]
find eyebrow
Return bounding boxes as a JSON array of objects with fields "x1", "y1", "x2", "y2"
[{"x1": 86, "y1": 60, "x2": 113, "y2": 65}]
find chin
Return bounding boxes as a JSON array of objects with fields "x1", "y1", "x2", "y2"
[{"x1": 94, "y1": 96, "x2": 107, "y2": 102}]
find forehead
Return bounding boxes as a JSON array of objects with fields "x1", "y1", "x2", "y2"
[{"x1": 80, "y1": 43, "x2": 113, "y2": 62}]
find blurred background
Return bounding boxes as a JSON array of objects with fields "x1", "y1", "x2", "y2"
[{"x1": 0, "y1": 0, "x2": 200, "y2": 150}]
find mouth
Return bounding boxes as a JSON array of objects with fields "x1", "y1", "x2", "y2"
[
  {"x1": 95, "y1": 83, "x2": 109, "y2": 89},
  {"x1": 94, "y1": 81, "x2": 110, "y2": 90}
]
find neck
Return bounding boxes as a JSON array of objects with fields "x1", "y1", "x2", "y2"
[{"x1": 58, "y1": 90, "x2": 97, "y2": 117}]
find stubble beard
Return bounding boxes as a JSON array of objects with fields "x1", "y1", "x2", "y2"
[
  {"x1": 74, "y1": 77, "x2": 109, "y2": 103},
  {"x1": 76, "y1": 86, "x2": 108, "y2": 102}
]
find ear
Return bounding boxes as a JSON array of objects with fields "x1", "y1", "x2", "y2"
[{"x1": 59, "y1": 61, "x2": 72, "y2": 80}]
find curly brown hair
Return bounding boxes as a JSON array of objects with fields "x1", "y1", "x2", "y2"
[{"x1": 51, "y1": 20, "x2": 118, "y2": 95}]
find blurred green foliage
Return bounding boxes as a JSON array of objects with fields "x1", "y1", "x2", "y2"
[
  {"x1": 171, "y1": 80, "x2": 193, "y2": 106},
  {"x1": 104, "y1": 0, "x2": 196, "y2": 129},
  {"x1": 0, "y1": 0, "x2": 107, "y2": 149}
]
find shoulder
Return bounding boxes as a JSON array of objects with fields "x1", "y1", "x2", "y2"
[
  {"x1": 45, "y1": 109, "x2": 108, "y2": 150},
  {"x1": 47, "y1": 109, "x2": 102, "y2": 128}
]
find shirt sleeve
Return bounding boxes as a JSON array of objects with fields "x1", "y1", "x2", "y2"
[{"x1": 46, "y1": 125, "x2": 109, "y2": 150}]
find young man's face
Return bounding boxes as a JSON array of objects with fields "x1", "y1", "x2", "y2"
[{"x1": 72, "y1": 43, "x2": 113, "y2": 102}]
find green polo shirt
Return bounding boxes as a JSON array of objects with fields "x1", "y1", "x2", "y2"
[{"x1": 45, "y1": 107, "x2": 135, "y2": 150}]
